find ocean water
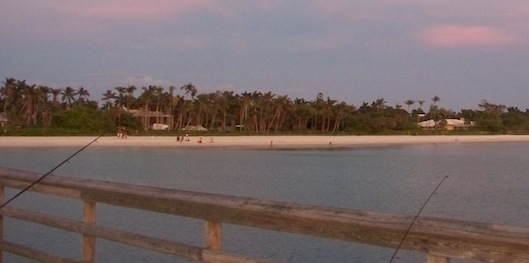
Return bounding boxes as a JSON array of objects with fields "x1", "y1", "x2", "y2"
[{"x1": 0, "y1": 142, "x2": 528, "y2": 262}]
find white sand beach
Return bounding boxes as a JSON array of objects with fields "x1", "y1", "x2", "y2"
[{"x1": 1, "y1": 135, "x2": 529, "y2": 148}]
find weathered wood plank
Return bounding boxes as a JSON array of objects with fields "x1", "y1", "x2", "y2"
[
  {"x1": 0, "y1": 178, "x2": 81, "y2": 199},
  {"x1": 205, "y1": 220, "x2": 222, "y2": 250},
  {"x1": 0, "y1": 207, "x2": 203, "y2": 261},
  {"x1": 428, "y1": 254, "x2": 450, "y2": 263},
  {"x1": 83, "y1": 200, "x2": 96, "y2": 263},
  {"x1": 202, "y1": 250, "x2": 275, "y2": 263},
  {"x1": 78, "y1": 189, "x2": 529, "y2": 262},
  {"x1": 0, "y1": 241, "x2": 82, "y2": 263}
]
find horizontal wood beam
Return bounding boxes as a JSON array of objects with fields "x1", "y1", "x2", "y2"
[
  {"x1": 0, "y1": 178, "x2": 80, "y2": 199},
  {"x1": 0, "y1": 241, "x2": 82, "y2": 263},
  {"x1": 428, "y1": 254, "x2": 450, "y2": 263},
  {"x1": 0, "y1": 207, "x2": 203, "y2": 261},
  {"x1": 2, "y1": 167, "x2": 529, "y2": 262},
  {"x1": 202, "y1": 250, "x2": 275, "y2": 263},
  {"x1": 0, "y1": 207, "x2": 275, "y2": 263}
]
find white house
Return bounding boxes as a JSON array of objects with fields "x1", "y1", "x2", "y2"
[
  {"x1": 443, "y1": 119, "x2": 468, "y2": 130},
  {"x1": 418, "y1": 118, "x2": 471, "y2": 130},
  {"x1": 417, "y1": 119, "x2": 436, "y2": 129}
]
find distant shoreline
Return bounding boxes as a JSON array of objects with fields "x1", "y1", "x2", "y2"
[{"x1": 2, "y1": 135, "x2": 529, "y2": 149}]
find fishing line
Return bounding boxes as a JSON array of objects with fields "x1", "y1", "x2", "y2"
[
  {"x1": 388, "y1": 175, "x2": 449, "y2": 263},
  {"x1": 0, "y1": 134, "x2": 104, "y2": 210}
]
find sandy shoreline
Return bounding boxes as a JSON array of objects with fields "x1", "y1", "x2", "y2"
[{"x1": 1, "y1": 135, "x2": 529, "y2": 148}]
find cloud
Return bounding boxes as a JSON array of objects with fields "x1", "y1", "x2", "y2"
[
  {"x1": 309, "y1": 0, "x2": 367, "y2": 22},
  {"x1": 78, "y1": 72, "x2": 174, "y2": 89},
  {"x1": 126, "y1": 75, "x2": 167, "y2": 85},
  {"x1": 255, "y1": 0, "x2": 285, "y2": 11},
  {"x1": 419, "y1": 25, "x2": 519, "y2": 47},
  {"x1": 59, "y1": 0, "x2": 230, "y2": 19}
]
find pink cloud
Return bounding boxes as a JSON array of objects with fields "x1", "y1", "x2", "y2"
[{"x1": 419, "y1": 25, "x2": 518, "y2": 47}]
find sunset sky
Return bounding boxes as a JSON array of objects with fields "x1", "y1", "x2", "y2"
[{"x1": 2, "y1": 1, "x2": 529, "y2": 110}]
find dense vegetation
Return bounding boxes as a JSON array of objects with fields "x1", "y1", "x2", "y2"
[{"x1": 1, "y1": 77, "x2": 529, "y2": 135}]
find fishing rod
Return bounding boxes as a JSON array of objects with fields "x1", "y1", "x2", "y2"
[
  {"x1": 0, "y1": 134, "x2": 104, "y2": 210},
  {"x1": 388, "y1": 175, "x2": 449, "y2": 263}
]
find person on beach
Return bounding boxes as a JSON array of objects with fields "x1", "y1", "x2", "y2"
[
  {"x1": 117, "y1": 126, "x2": 127, "y2": 139},
  {"x1": 185, "y1": 133, "x2": 190, "y2": 142},
  {"x1": 122, "y1": 127, "x2": 127, "y2": 139}
]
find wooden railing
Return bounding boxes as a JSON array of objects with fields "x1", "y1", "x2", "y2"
[{"x1": 0, "y1": 167, "x2": 529, "y2": 263}]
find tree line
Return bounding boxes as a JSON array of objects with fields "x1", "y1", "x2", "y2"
[{"x1": 1, "y1": 77, "x2": 529, "y2": 135}]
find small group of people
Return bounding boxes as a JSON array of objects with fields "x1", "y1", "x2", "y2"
[
  {"x1": 176, "y1": 134, "x2": 213, "y2": 144},
  {"x1": 116, "y1": 126, "x2": 127, "y2": 139},
  {"x1": 176, "y1": 133, "x2": 190, "y2": 142}
]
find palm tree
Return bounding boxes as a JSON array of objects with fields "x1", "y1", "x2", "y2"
[
  {"x1": 310, "y1": 93, "x2": 326, "y2": 132},
  {"x1": 293, "y1": 98, "x2": 314, "y2": 130},
  {"x1": 205, "y1": 91, "x2": 221, "y2": 129},
  {"x1": 238, "y1": 92, "x2": 251, "y2": 131},
  {"x1": 50, "y1": 88, "x2": 61, "y2": 103},
  {"x1": 321, "y1": 97, "x2": 337, "y2": 132},
  {"x1": 432, "y1": 96, "x2": 440, "y2": 106},
  {"x1": 416, "y1": 100, "x2": 426, "y2": 120},
  {"x1": 180, "y1": 83, "x2": 197, "y2": 101},
  {"x1": 77, "y1": 87, "x2": 90, "y2": 104},
  {"x1": 151, "y1": 86, "x2": 163, "y2": 124},
  {"x1": 37, "y1": 85, "x2": 52, "y2": 127},
  {"x1": 270, "y1": 95, "x2": 292, "y2": 132},
  {"x1": 114, "y1": 86, "x2": 127, "y2": 108},
  {"x1": 216, "y1": 91, "x2": 235, "y2": 131},
  {"x1": 101, "y1": 90, "x2": 117, "y2": 110},
  {"x1": 137, "y1": 86, "x2": 158, "y2": 129},
  {"x1": 125, "y1": 85, "x2": 137, "y2": 109},
  {"x1": 259, "y1": 91, "x2": 275, "y2": 132},
  {"x1": 431, "y1": 95, "x2": 441, "y2": 125},
  {"x1": 332, "y1": 102, "x2": 355, "y2": 132},
  {"x1": 61, "y1": 86, "x2": 76, "y2": 109},
  {"x1": 1, "y1": 77, "x2": 16, "y2": 114},
  {"x1": 195, "y1": 93, "x2": 212, "y2": 127},
  {"x1": 371, "y1": 98, "x2": 387, "y2": 111},
  {"x1": 404, "y1": 99, "x2": 415, "y2": 113},
  {"x1": 177, "y1": 83, "x2": 198, "y2": 128},
  {"x1": 167, "y1": 85, "x2": 176, "y2": 114},
  {"x1": 20, "y1": 83, "x2": 37, "y2": 126},
  {"x1": 174, "y1": 94, "x2": 187, "y2": 129}
]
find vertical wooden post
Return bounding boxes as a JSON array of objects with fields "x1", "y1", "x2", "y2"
[
  {"x1": 427, "y1": 254, "x2": 450, "y2": 263},
  {"x1": 205, "y1": 220, "x2": 222, "y2": 250},
  {"x1": 83, "y1": 200, "x2": 96, "y2": 263},
  {"x1": 0, "y1": 185, "x2": 4, "y2": 263}
]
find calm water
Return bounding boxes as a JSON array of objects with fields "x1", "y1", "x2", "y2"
[{"x1": 0, "y1": 142, "x2": 528, "y2": 262}]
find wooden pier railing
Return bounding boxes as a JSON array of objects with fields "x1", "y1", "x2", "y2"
[{"x1": 0, "y1": 167, "x2": 529, "y2": 263}]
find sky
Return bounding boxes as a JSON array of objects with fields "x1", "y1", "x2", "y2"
[{"x1": 1, "y1": 1, "x2": 529, "y2": 110}]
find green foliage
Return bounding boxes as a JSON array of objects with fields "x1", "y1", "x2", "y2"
[
  {"x1": 476, "y1": 117, "x2": 505, "y2": 133},
  {"x1": 0, "y1": 127, "x2": 104, "y2": 136},
  {"x1": 54, "y1": 105, "x2": 115, "y2": 133},
  {"x1": 345, "y1": 108, "x2": 417, "y2": 134},
  {"x1": 3, "y1": 77, "x2": 529, "y2": 135},
  {"x1": 119, "y1": 112, "x2": 143, "y2": 131},
  {"x1": 500, "y1": 107, "x2": 529, "y2": 134}
]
